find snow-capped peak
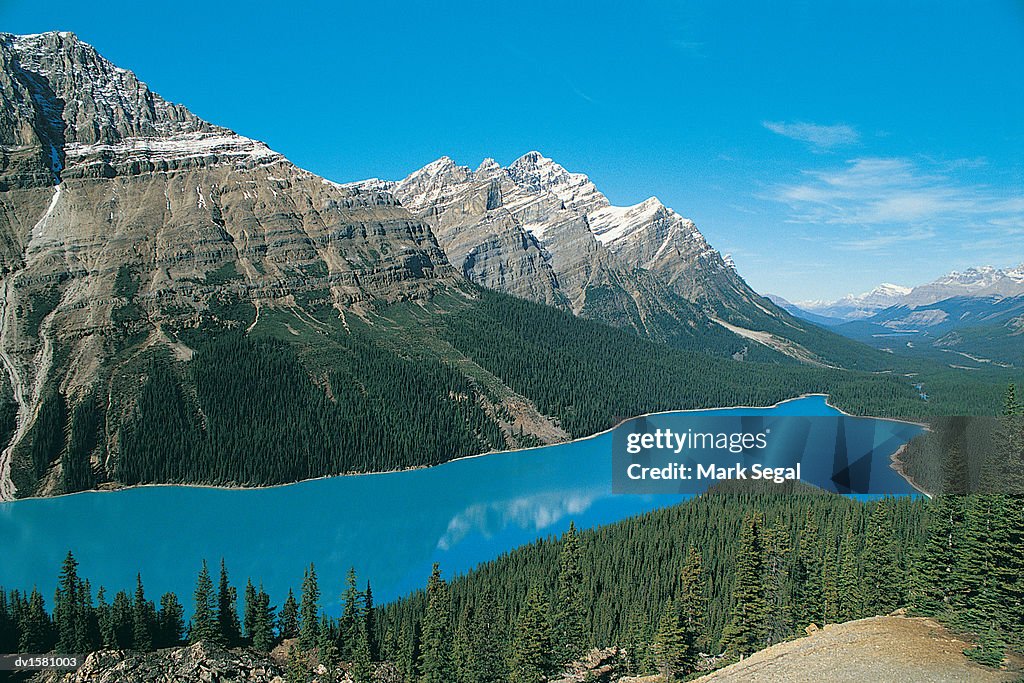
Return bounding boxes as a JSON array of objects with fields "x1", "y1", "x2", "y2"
[{"x1": 506, "y1": 151, "x2": 607, "y2": 214}]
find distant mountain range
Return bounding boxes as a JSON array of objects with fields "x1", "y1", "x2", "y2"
[
  {"x1": 771, "y1": 267, "x2": 1024, "y2": 366},
  {"x1": 781, "y1": 265, "x2": 1024, "y2": 323}
]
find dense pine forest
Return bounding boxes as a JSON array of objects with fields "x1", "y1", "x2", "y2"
[
  {"x1": 9, "y1": 288, "x2": 1018, "y2": 496},
  {"x1": 2, "y1": 490, "x2": 1020, "y2": 681},
  {"x1": 2, "y1": 386, "x2": 1020, "y2": 681}
]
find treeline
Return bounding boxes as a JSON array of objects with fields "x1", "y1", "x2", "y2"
[
  {"x1": 0, "y1": 554, "x2": 377, "y2": 681},
  {"x1": 117, "y1": 332, "x2": 504, "y2": 487},
  {"x1": 1, "y1": 487, "x2": 1021, "y2": 680}
]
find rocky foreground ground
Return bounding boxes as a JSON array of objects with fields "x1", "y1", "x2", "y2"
[
  {"x1": 694, "y1": 615, "x2": 1022, "y2": 683},
  {"x1": 28, "y1": 615, "x2": 1019, "y2": 683}
]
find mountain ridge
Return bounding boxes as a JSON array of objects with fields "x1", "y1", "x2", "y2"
[{"x1": 797, "y1": 264, "x2": 1024, "y2": 321}]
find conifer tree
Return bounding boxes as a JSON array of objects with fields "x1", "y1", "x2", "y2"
[
  {"x1": 157, "y1": 592, "x2": 185, "y2": 647},
  {"x1": 762, "y1": 518, "x2": 792, "y2": 644},
  {"x1": 19, "y1": 588, "x2": 52, "y2": 652},
  {"x1": 363, "y1": 581, "x2": 377, "y2": 661},
  {"x1": 721, "y1": 513, "x2": 768, "y2": 658},
  {"x1": 299, "y1": 564, "x2": 320, "y2": 651},
  {"x1": 251, "y1": 586, "x2": 276, "y2": 653},
  {"x1": 955, "y1": 495, "x2": 1002, "y2": 629},
  {"x1": 286, "y1": 643, "x2": 312, "y2": 683},
  {"x1": 835, "y1": 523, "x2": 862, "y2": 621},
  {"x1": 793, "y1": 511, "x2": 824, "y2": 627},
  {"x1": 132, "y1": 574, "x2": 153, "y2": 650},
  {"x1": 678, "y1": 545, "x2": 707, "y2": 664},
  {"x1": 243, "y1": 579, "x2": 257, "y2": 644},
  {"x1": 217, "y1": 560, "x2": 241, "y2": 646},
  {"x1": 452, "y1": 607, "x2": 473, "y2": 683},
  {"x1": 863, "y1": 500, "x2": 900, "y2": 614},
  {"x1": 317, "y1": 614, "x2": 339, "y2": 668},
  {"x1": 992, "y1": 495, "x2": 1024, "y2": 646},
  {"x1": 351, "y1": 619, "x2": 374, "y2": 683},
  {"x1": 553, "y1": 521, "x2": 586, "y2": 667},
  {"x1": 508, "y1": 586, "x2": 551, "y2": 683},
  {"x1": 622, "y1": 606, "x2": 653, "y2": 675},
  {"x1": 279, "y1": 589, "x2": 299, "y2": 640},
  {"x1": 397, "y1": 621, "x2": 420, "y2": 683},
  {"x1": 470, "y1": 590, "x2": 505, "y2": 683},
  {"x1": 418, "y1": 564, "x2": 453, "y2": 683},
  {"x1": 914, "y1": 494, "x2": 965, "y2": 615},
  {"x1": 111, "y1": 590, "x2": 133, "y2": 648},
  {"x1": 55, "y1": 551, "x2": 89, "y2": 653},
  {"x1": 96, "y1": 586, "x2": 115, "y2": 649},
  {"x1": 652, "y1": 599, "x2": 686, "y2": 682},
  {"x1": 190, "y1": 561, "x2": 219, "y2": 644},
  {"x1": 339, "y1": 566, "x2": 360, "y2": 658}
]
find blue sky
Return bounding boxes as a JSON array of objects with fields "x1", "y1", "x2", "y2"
[{"x1": 3, "y1": 0, "x2": 1022, "y2": 301}]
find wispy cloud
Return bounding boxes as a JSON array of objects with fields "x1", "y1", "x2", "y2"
[
  {"x1": 763, "y1": 121, "x2": 860, "y2": 151},
  {"x1": 769, "y1": 157, "x2": 1024, "y2": 252}
]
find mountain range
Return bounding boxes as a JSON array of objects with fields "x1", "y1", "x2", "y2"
[
  {"x1": 784, "y1": 265, "x2": 1024, "y2": 323},
  {"x1": 0, "y1": 32, "x2": 1007, "y2": 499}
]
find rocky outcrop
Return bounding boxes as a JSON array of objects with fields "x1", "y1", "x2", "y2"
[
  {"x1": 549, "y1": 647, "x2": 628, "y2": 682},
  {"x1": 31, "y1": 642, "x2": 285, "y2": 683}
]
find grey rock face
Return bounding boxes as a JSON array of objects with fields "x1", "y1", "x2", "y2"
[
  {"x1": 390, "y1": 151, "x2": 778, "y2": 339},
  {"x1": 0, "y1": 32, "x2": 459, "y2": 500}
]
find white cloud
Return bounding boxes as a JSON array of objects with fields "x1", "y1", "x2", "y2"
[
  {"x1": 763, "y1": 120, "x2": 860, "y2": 150},
  {"x1": 769, "y1": 156, "x2": 1024, "y2": 252}
]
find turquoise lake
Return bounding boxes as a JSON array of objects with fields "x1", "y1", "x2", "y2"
[{"x1": 0, "y1": 395, "x2": 923, "y2": 614}]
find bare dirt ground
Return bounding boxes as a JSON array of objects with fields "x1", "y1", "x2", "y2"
[{"x1": 693, "y1": 616, "x2": 1022, "y2": 683}]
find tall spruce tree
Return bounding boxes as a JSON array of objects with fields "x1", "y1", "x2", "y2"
[
  {"x1": 339, "y1": 566, "x2": 360, "y2": 659},
  {"x1": 131, "y1": 574, "x2": 153, "y2": 650},
  {"x1": 418, "y1": 564, "x2": 453, "y2": 683},
  {"x1": 652, "y1": 599, "x2": 686, "y2": 682},
  {"x1": 190, "y1": 561, "x2": 218, "y2": 644},
  {"x1": 111, "y1": 590, "x2": 133, "y2": 648},
  {"x1": 55, "y1": 551, "x2": 90, "y2": 653},
  {"x1": 508, "y1": 586, "x2": 551, "y2": 683},
  {"x1": 678, "y1": 546, "x2": 707, "y2": 665},
  {"x1": 553, "y1": 521, "x2": 586, "y2": 667},
  {"x1": 793, "y1": 510, "x2": 824, "y2": 627},
  {"x1": 452, "y1": 608, "x2": 473, "y2": 683},
  {"x1": 721, "y1": 513, "x2": 768, "y2": 658},
  {"x1": 364, "y1": 582, "x2": 378, "y2": 661},
  {"x1": 470, "y1": 590, "x2": 506, "y2": 683},
  {"x1": 279, "y1": 588, "x2": 299, "y2": 640},
  {"x1": 96, "y1": 586, "x2": 115, "y2": 649},
  {"x1": 915, "y1": 493, "x2": 965, "y2": 616},
  {"x1": 157, "y1": 592, "x2": 185, "y2": 647},
  {"x1": 863, "y1": 500, "x2": 900, "y2": 615},
  {"x1": 243, "y1": 579, "x2": 257, "y2": 644},
  {"x1": 19, "y1": 588, "x2": 52, "y2": 652},
  {"x1": 351, "y1": 620, "x2": 374, "y2": 683},
  {"x1": 762, "y1": 518, "x2": 792, "y2": 644},
  {"x1": 251, "y1": 585, "x2": 276, "y2": 653},
  {"x1": 298, "y1": 564, "x2": 320, "y2": 651},
  {"x1": 216, "y1": 560, "x2": 241, "y2": 646}
]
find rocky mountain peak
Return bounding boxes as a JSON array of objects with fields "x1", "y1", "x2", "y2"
[
  {"x1": 3, "y1": 31, "x2": 210, "y2": 148},
  {"x1": 506, "y1": 150, "x2": 607, "y2": 215}
]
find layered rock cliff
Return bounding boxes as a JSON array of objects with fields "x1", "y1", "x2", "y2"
[{"x1": 0, "y1": 32, "x2": 461, "y2": 499}]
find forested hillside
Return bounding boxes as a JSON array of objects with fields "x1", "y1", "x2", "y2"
[
  {"x1": 3, "y1": 488, "x2": 1020, "y2": 681},
  {"x1": 10, "y1": 288, "x2": 1017, "y2": 497}
]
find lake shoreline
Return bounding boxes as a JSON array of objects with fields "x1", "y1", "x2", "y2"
[{"x1": 2, "y1": 393, "x2": 930, "y2": 503}]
